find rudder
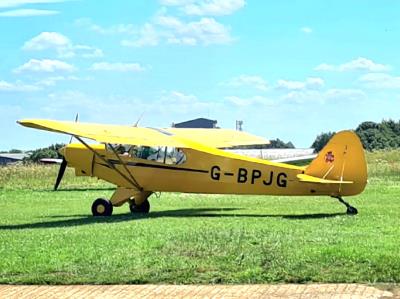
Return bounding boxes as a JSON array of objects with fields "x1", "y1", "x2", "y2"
[{"x1": 305, "y1": 130, "x2": 367, "y2": 196}]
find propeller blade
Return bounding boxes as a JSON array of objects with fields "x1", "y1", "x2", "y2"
[{"x1": 54, "y1": 158, "x2": 67, "y2": 191}]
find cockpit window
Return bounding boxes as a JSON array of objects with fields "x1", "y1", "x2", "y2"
[{"x1": 107, "y1": 144, "x2": 186, "y2": 165}]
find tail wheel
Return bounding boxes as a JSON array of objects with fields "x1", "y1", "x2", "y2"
[
  {"x1": 129, "y1": 198, "x2": 150, "y2": 214},
  {"x1": 92, "y1": 198, "x2": 113, "y2": 216}
]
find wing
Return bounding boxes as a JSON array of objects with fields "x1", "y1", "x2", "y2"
[
  {"x1": 166, "y1": 128, "x2": 269, "y2": 148},
  {"x1": 18, "y1": 119, "x2": 269, "y2": 149},
  {"x1": 18, "y1": 119, "x2": 188, "y2": 147}
]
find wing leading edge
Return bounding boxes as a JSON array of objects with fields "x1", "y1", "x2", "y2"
[{"x1": 18, "y1": 119, "x2": 269, "y2": 149}]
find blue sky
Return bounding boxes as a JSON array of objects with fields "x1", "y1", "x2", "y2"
[{"x1": 1, "y1": 0, "x2": 399, "y2": 150}]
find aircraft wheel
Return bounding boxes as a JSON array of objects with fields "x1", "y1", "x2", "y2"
[
  {"x1": 92, "y1": 198, "x2": 113, "y2": 216},
  {"x1": 346, "y1": 206, "x2": 358, "y2": 215},
  {"x1": 130, "y1": 198, "x2": 150, "y2": 214}
]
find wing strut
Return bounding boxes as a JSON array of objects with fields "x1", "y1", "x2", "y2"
[
  {"x1": 107, "y1": 143, "x2": 142, "y2": 190},
  {"x1": 74, "y1": 136, "x2": 143, "y2": 191}
]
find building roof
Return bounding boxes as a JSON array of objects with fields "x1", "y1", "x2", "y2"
[
  {"x1": 173, "y1": 118, "x2": 218, "y2": 128},
  {"x1": 0, "y1": 153, "x2": 29, "y2": 160}
]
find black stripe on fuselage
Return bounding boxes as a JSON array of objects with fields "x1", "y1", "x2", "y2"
[{"x1": 99, "y1": 159, "x2": 209, "y2": 174}]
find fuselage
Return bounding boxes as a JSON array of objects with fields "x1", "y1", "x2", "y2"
[{"x1": 62, "y1": 143, "x2": 364, "y2": 197}]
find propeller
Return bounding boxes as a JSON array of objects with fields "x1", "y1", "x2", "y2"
[
  {"x1": 54, "y1": 113, "x2": 79, "y2": 191},
  {"x1": 54, "y1": 158, "x2": 67, "y2": 191}
]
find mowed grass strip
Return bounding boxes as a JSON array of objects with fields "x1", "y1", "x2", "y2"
[{"x1": 0, "y1": 151, "x2": 399, "y2": 284}]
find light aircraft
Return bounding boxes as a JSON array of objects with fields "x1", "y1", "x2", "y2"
[{"x1": 18, "y1": 119, "x2": 367, "y2": 216}]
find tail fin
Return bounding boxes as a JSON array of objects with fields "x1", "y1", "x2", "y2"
[{"x1": 305, "y1": 130, "x2": 367, "y2": 196}]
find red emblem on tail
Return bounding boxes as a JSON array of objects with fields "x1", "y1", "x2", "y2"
[{"x1": 325, "y1": 151, "x2": 335, "y2": 163}]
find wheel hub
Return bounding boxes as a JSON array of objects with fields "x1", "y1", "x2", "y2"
[{"x1": 96, "y1": 204, "x2": 105, "y2": 214}]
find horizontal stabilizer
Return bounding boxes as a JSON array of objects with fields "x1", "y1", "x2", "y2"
[{"x1": 297, "y1": 174, "x2": 353, "y2": 184}]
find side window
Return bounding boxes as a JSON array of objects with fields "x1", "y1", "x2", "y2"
[{"x1": 108, "y1": 145, "x2": 186, "y2": 165}]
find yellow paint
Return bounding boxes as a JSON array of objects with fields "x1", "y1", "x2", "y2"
[
  {"x1": 18, "y1": 119, "x2": 368, "y2": 210},
  {"x1": 17, "y1": 119, "x2": 269, "y2": 148}
]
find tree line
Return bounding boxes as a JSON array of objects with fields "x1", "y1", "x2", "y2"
[{"x1": 311, "y1": 119, "x2": 400, "y2": 152}]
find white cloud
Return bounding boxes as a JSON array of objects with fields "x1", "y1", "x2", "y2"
[
  {"x1": 22, "y1": 32, "x2": 104, "y2": 58},
  {"x1": 0, "y1": 9, "x2": 58, "y2": 17},
  {"x1": 160, "y1": 0, "x2": 245, "y2": 16},
  {"x1": 160, "y1": 0, "x2": 193, "y2": 5},
  {"x1": 122, "y1": 13, "x2": 234, "y2": 47},
  {"x1": 121, "y1": 23, "x2": 159, "y2": 47},
  {"x1": 159, "y1": 90, "x2": 217, "y2": 114},
  {"x1": 283, "y1": 88, "x2": 365, "y2": 104},
  {"x1": 300, "y1": 26, "x2": 312, "y2": 34},
  {"x1": 0, "y1": 80, "x2": 40, "y2": 92},
  {"x1": 90, "y1": 62, "x2": 145, "y2": 72},
  {"x1": 325, "y1": 88, "x2": 366, "y2": 100},
  {"x1": 72, "y1": 45, "x2": 104, "y2": 58},
  {"x1": 359, "y1": 73, "x2": 400, "y2": 89},
  {"x1": 225, "y1": 95, "x2": 273, "y2": 107},
  {"x1": 23, "y1": 32, "x2": 70, "y2": 50},
  {"x1": 315, "y1": 57, "x2": 390, "y2": 72},
  {"x1": 0, "y1": 0, "x2": 67, "y2": 8},
  {"x1": 35, "y1": 75, "x2": 91, "y2": 87},
  {"x1": 14, "y1": 59, "x2": 76, "y2": 73},
  {"x1": 223, "y1": 75, "x2": 268, "y2": 91},
  {"x1": 161, "y1": 16, "x2": 234, "y2": 46},
  {"x1": 183, "y1": 0, "x2": 245, "y2": 16},
  {"x1": 74, "y1": 18, "x2": 136, "y2": 35},
  {"x1": 277, "y1": 77, "x2": 324, "y2": 90}
]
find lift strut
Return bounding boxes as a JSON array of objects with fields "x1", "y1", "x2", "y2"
[{"x1": 74, "y1": 136, "x2": 143, "y2": 191}]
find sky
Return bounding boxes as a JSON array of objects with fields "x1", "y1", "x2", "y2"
[{"x1": 0, "y1": 0, "x2": 400, "y2": 150}]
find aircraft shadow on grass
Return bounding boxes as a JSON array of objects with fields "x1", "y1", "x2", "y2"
[{"x1": 0, "y1": 208, "x2": 345, "y2": 230}]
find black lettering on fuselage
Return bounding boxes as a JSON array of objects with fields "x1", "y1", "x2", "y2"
[
  {"x1": 263, "y1": 171, "x2": 274, "y2": 186},
  {"x1": 251, "y1": 169, "x2": 262, "y2": 184},
  {"x1": 237, "y1": 168, "x2": 248, "y2": 183},
  {"x1": 211, "y1": 166, "x2": 221, "y2": 180},
  {"x1": 277, "y1": 172, "x2": 288, "y2": 187}
]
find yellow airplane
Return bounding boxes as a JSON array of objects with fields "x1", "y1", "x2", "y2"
[{"x1": 18, "y1": 119, "x2": 367, "y2": 216}]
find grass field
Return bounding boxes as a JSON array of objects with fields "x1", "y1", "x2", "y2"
[{"x1": 0, "y1": 151, "x2": 399, "y2": 284}]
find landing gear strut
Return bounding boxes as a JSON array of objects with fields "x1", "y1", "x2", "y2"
[{"x1": 332, "y1": 196, "x2": 358, "y2": 215}]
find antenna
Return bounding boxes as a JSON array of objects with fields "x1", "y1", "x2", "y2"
[{"x1": 133, "y1": 112, "x2": 144, "y2": 127}]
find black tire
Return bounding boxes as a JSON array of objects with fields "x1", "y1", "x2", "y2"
[
  {"x1": 129, "y1": 198, "x2": 150, "y2": 214},
  {"x1": 92, "y1": 198, "x2": 113, "y2": 216}
]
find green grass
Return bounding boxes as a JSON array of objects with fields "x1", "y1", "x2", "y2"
[{"x1": 0, "y1": 151, "x2": 399, "y2": 284}]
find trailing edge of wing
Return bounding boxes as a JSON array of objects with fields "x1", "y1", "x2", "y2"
[{"x1": 297, "y1": 174, "x2": 353, "y2": 184}]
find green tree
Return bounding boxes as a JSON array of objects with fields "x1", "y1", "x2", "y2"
[
  {"x1": 311, "y1": 132, "x2": 335, "y2": 152},
  {"x1": 268, "y1": 139, "x2": 295, "y2": 149},
  {"x1": 355, "y1": 119, "x2": 400, "y2": 151},
  {"x1": 25, "y1": 144, "x2": 65, "y2": 163}
]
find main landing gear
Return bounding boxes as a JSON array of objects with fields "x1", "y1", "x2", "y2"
[
  {"x1": 91, "y1": 196, "x2": 151, "y2": 216},
  {"x1": 332, "y1": 196, "x2": 358, "y2": 215}
]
